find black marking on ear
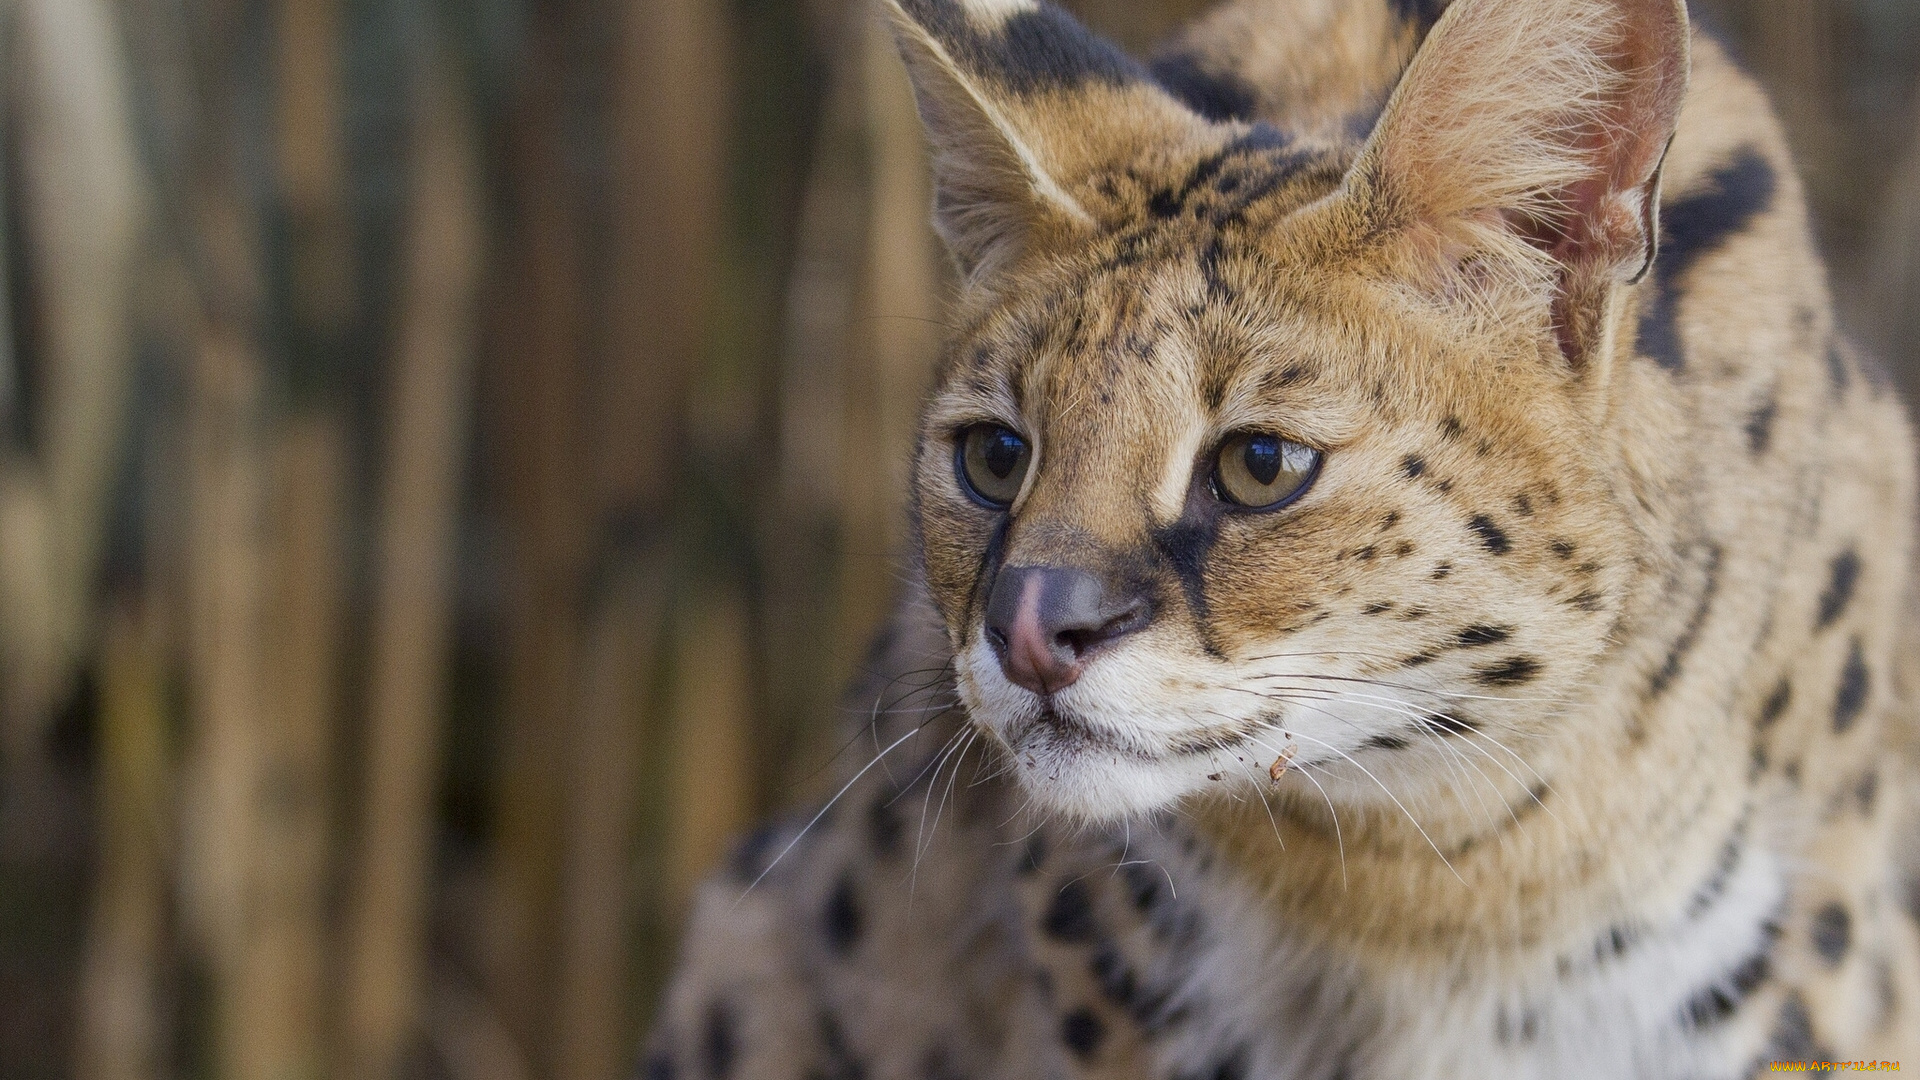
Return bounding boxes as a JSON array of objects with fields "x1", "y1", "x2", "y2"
[
  {"x1": 1148, "y1": 50, "x2": 1257, "y2": 122},
  {"x1": 1418, "y1": 712, "x2": 1477, "y2": 736},
  {"x1": 1455, "y1": 624, "x2": 1513, "y2": 647},
  {"x1": 900, "y1": 0, "x2": 1146, "y2": 95},
  {"x1": 1361, "y1": 733, "x2": 1410, "y2": 751},
  {"x1": 1044, "y1": 879, "x2": 1098, "y2": 943},
  {"x1": 1679, "y1": 948, "x2": 1772, "y2": 1028},
  {"x1": 1745, "y1": 396, "x2": 1778, "y2": 455},
  {"x1": 1833, "y1": 638, "x2": 1869, "y2": 733},
  {"x1": 1467, "y1": 515, "x2": 1510, "y2": 554},
  {"x1": 1388, "y1": 0, "x2": 1449, "y2": 33},
  {"x1": 1402, "y1": 454, "x2": 1426, "y2": 479},
  {"x1": 703, "y1": 1000, "x2": 738, "y2": 1080},
  {"x1": 1810, "y1": 902, "x2": 1851, "y2": 966},
  {"x1": 1635, "y1": 147, "x2": 1778, "y2": 371},
  {"x1": 1757, "y1": 679, "x2": 1791, "y2": 729},
  {"x1": 1815, "y1": 550, "x2": 1860, "y2": 629},
  {"x1": 1767, "y1": 992, "x2": 1834, "y2": 1063},
  {"x1": 1646, "y1": 542, "x2": 1723, "y2": 701},
  {"x1": 824, "y1": 873, "x2": 864, "y2": 955},
  {"x1": 1474, "y1": 656, "x2": 1541, "y2": 686},
  {"x1": 1060, "y1": 1008, "x2": 1106, "y2": 1059}
]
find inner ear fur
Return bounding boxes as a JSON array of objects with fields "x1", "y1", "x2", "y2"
[{"x1": 1342, "y1": 0, "x2": 1689, "y2": 365}]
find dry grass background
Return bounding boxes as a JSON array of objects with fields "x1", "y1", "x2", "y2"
[{"x1": 0, "y1": 0, "x2": 1914, "y2": 1077}]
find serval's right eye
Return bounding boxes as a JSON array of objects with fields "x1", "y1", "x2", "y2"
[{"x1": 956, "y1": 424, "x2": 1031, "y2": 509}]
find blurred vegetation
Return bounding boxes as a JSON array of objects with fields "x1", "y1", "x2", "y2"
[{"x1": 0, "y1": 0, "x2": 1915, "y2": 1078}]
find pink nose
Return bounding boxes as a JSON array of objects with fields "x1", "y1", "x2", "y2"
[{"x1": 983, "y1": 566, "x2": 1148, "y2": 696}]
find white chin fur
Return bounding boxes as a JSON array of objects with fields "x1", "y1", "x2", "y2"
[{"x1": 955, "y1": 636, "x2": 1254, "y2": 822}]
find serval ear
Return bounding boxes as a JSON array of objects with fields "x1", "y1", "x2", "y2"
[
  {"x1": 1341, "y1": 0, "x2": 1689, "y2": 366},
  {"x1": 881, "y1": 0, "x2": 1208, "y2": 283}
]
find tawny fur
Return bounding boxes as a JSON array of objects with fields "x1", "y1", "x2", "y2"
[{"x1": 646, "y1": 0, "x2": 1920, "y2": 1076}]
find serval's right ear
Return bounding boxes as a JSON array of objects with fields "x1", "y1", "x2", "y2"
[{"x1": 881, "y1": 0, "x2": 1210, "y2": 284}]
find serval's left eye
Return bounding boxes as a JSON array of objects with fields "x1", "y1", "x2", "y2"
[{"x1": 1212, "y1": 432, "x2": 1321, "y2": 509}]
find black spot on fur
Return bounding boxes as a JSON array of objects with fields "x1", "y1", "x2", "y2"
[
  {"x1": 814, "y1": 1011, "x2": 868, "y2": 1080},
  {"x1": 1688, "y1": 819, "x2": 1747, "y2": 918},
  {"x1": 1825, "y1": 341, "x2": 1851, "y2": 394},
  {"x1": 1810, "y1": 903, "x2": 1851, "y2": 966},
  {"x1": 1044, "y1": 879, "x2": 1098, "y2": 943},
  {"x1": 1090, "y1": 944, "x2": 1139, "y2": 1009},
  {"x1": 1549, "y1": 539, "x2": 1576, "y2": 559},
  {"x1": 1494, "y1": 1006, "x2": 1540, "y2": 1045},
  {"x1": 1149, "y1": 51, "x2": 1257, "y2": 122},
  {"x1": 1468, "y1": 515, "x2": 1510, "y2": 554},
  {"x1": 869, "y1": 799, "x2": 903, "y2": 859},
  {"x1": 1402, "y1": 454, "x2": 1426, "y2": 479},
  {"x1": 1512, "y1": 493, "x2": 1534, "y2": 516},
  {"x1": 729, "y1": 822, "x2": 783, "y2": 884},
  {"x1": 1679, "y1": 948, "x2": 1772, "y2": 1028},
  {"x1": 1019, "y1": 831, "x2": 1048, "y2": 875},
  {"x1": 704, "y1": 1000, "x2": 738, "y2": 1080},
  {"x1": 824, "y1": 874, "x2": 863, "y2": 955},
  {"x1": 1455, "y1": 624, "x2": 1513, "y2": 647},
  {"x1": 1567, "y1": 589, "x2": 1604, "y2": 612},
  {"x1": 1362, "y1": 733, "x2": 1410, "y2": 751},
  {"x1": 1120, "y1": 860, "x2": 1162, "y2": 912},
  {"x1": 1646, "y1": 543, "x2": 1723, "y2": 700},
  {"x1": 1855, "y1": 769, "x2": 1879, "y2": 814},
  {"x1": 1636, "y1": 147, "x2": 1778, "y2": 370},
  {"x1": 1757, "y1": 679, "x2": 1791, "y2": 729},
  {"x1": 900, "y1": 0, "x2": 1145, "y2": 94},
  {"x1": 1183, "y1": 1046, "x2": 1251, "y2": 1080},
  {"x1": 1816, "y1": 550, "x2": 1860, "y2": 629},
  {"x1": 1431, "y1": 563, "x2": 1452, "y2": 580},
  {"x1": 1745, "y1": 396, "x2": 1778, "y2": 455},
  {"x1": 1440, "y1": 415, "x2": 1465, "y2": 440},
  {"x1": 1060, "y1": 1008, "x2": 1106, "y2": 1059},
  {"x1": 1474, "y1": 656, "x2": 1541, "y2": 686},
  {"x1": 1419, "y1": 712, "x2": 1477, "y2": 736},
  {"x1": 1833, "y1": 639, "x2": 1869, "y2": 733},
  {"x1": 1403, "y1": 651, "x2": 1438, "y2": 668},
  {"x1": 1362, "y1": 602, "x2": 1393, "y2": 615},
  {"x1": 1766, "y1": 992, "x2": 1833, "y2": 1062},
  {"x1": 644, "y1": 1052, "x2": 677, "y2": 1080}
]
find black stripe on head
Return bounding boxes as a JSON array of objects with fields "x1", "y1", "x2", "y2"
[
  {"x1": 899, "y1": 0, "x2": 1147, "y2": 94},
  {"x1": 1149, "y1": 50, "x2": 1258, "y2": 123},
  {"x1": 1636, "y1": 147, "x2": 1778, "y2": 370},
  {"x1": 1679, "y1": 948, "x2": 1772, "y2": 1028}
]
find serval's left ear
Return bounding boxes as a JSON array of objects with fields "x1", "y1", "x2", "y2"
[
  {"x1": 1341, "y1": 0, "x2": 1689, "y2": 366},
  {"x1": 881, "y1": 0, "x2": 1214, "y2": 285}
]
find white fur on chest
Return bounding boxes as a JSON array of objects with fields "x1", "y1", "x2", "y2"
[{"x1": 1137, "y1": 833, "x2": 1787, "y2": 1080}]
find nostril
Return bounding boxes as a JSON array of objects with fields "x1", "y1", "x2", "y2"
[{"x1": 1056, "y1": 600, "x2": 1150, "y2": 658}]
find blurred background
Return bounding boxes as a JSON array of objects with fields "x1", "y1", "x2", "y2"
[{"x1": 0, "y1": 0, "x2": 1915, "y2": 1077}]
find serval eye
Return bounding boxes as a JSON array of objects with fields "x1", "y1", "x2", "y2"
[
  {"x1": 1213, "y1": 432, "x2": 1321, "y2": 510},
  {"x1": 956, "y1": 424, "x2": 1031, "y2": 508}
]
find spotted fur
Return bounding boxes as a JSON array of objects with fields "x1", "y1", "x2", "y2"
[{"x1": 647, "y1": 0, "x2": 1920, "y2": 1075}]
